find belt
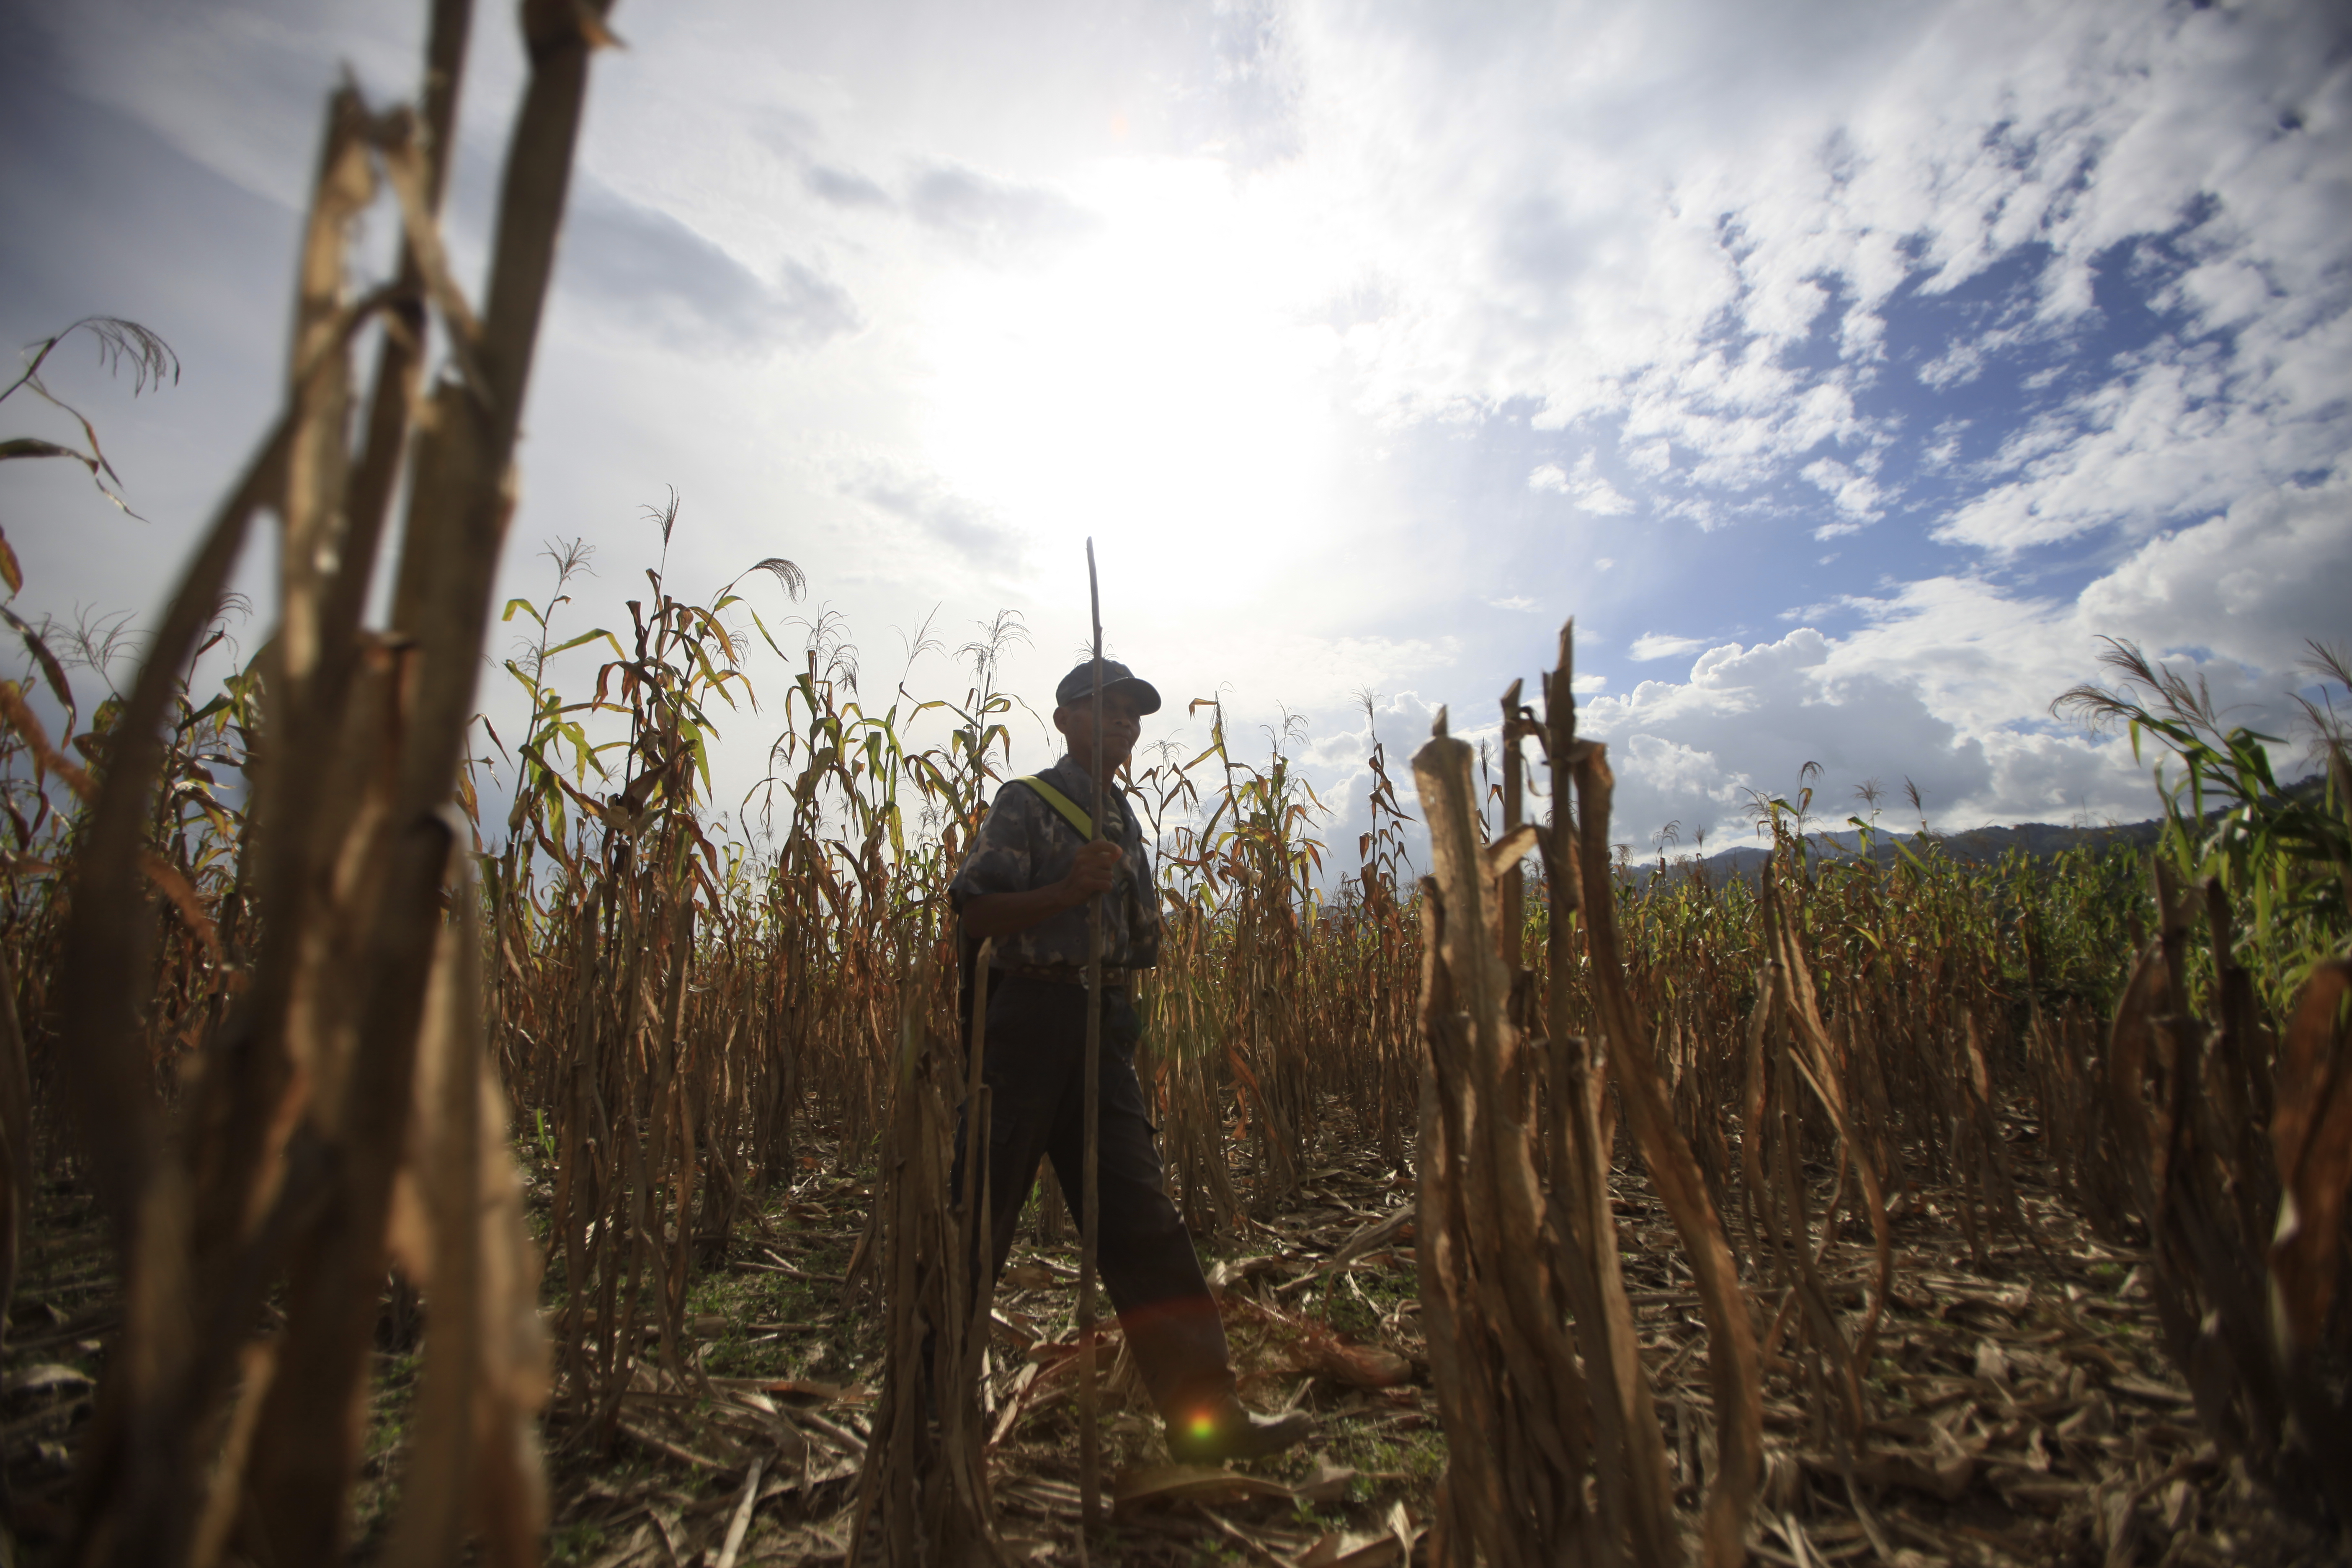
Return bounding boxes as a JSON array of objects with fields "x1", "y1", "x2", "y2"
[{"x1": 995, "y1": 961, "x2": 1135, "y2": 991}]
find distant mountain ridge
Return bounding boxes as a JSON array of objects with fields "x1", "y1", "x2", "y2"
[
  {"x1": 1623, "y1": 773, "x2": 2337, "y2": 890},
  {"x1": 1627, "y1": 815, "x2": 2166, "y2": 891}
]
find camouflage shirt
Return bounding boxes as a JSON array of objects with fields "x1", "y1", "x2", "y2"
[{"x1": 949, "y1": 756, "x2": 1162, "y2": 970}]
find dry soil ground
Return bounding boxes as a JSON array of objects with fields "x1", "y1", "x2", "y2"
[{"x1": 0, "y1": 1100, "x2": 2341, "y2": 1565}]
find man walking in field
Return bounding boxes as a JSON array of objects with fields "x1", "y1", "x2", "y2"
[{"x1": 950, "y1": 657, "x2": 1312, "y2": 1464}]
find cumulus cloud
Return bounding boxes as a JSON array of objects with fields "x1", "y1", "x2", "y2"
[
  {"x1": 1218, "y1": 0, "x2": 2349, "y2": 857},
  {"x1": 1800, "y1": 455, "x2": 1886, "y2": 536},
  {"x1": 1292, "y1": 0, "x2": 2349, "y2": 539},
  {"x1": 1916, "y1": 341, "x2": 1987, "y2": 391},
  {"x1": 1932, "y1": 327, "x2": 2351, "y2": 554},
  {"x1": 1529, "y1": 451, "x2": 1637, "y2": 514},
  {"x1": 1573, "y1": 477, "x2": 2352, "y2": 848},
  {"x1": 1581, "y1": 629, "x2": 1996, "y2": 843},
  {"x1": 2073, "y1": 478, "x2": 2352, "y2": 677},
  {"x1": 1819, "y1": 506, "x2": 2349, "y2": 758}
]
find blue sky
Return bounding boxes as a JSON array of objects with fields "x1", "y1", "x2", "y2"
[{"x1": 3, "y1": 0, "x2": 2347, "y2": 872}]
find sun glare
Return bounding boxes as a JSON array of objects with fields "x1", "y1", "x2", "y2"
[{"x1": 916, "y1": 159, "x2": 1346, "y2": 610}]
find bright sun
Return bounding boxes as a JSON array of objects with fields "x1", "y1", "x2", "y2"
[{"x1": 914, "y1": 158, "x2": 1349, "y2": 611}]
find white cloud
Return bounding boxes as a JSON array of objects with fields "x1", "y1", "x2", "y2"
[
  {"x1": 1489, "y1": 595, "x2": 1536, "y2": 611},
  {"x1": 2073, "y1": 479, "x2": 2352, "y2": 677},
  {"x1": 1932, "y1": 328, "x2": 2352, "y2": 554},
  {"x1": 1289, "y1": 0, "x2": 2348, "y2": 535},
  {"x1": 1817, "y1": 496, "x2": 2350, "y2": 755},
  {"x1": 812, "y1": 446, "x2": 1026, "y2": 574},
  {"x1": 1801, "y1": 456, "x2": 1885, "y2": 524},
  {"x1": 1919, "y1": 421, "x2": 1968, "y2": 475},
  {"x1": 1578, "y1": 479, "x2": 1635, "y2": 517},
  {"x1": 1529, "y1": 451, "x2": 1637, "y2": 514},
  {"x1": 1916, "y1": 341, "x2": 1986, "y2": 390},
  {"x1": 1581, "y1": 629, "x2": 2000, "y2": 845},
  {"x1": 1630, "y1": 633, "x2": 1706, "y2": 661},
  {"x1": 903, "y1": 162, "x2": 1102, "y2": 260},
  {"x1": 1573, "y1": 478, "x2": 2352, "y2": 848}
]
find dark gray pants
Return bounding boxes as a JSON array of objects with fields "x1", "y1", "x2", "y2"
[{"x1": 951, "y1": 974, "x2": 1235, "y2": 1425}]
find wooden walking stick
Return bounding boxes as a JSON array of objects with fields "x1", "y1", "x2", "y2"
[{"x1": 1079, "y1": 539, "x2": 1106, "y2": 1532}]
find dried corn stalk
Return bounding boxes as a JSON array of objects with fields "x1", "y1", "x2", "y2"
[
  {"x1": 50, "y1": 1, "x2": 614, "y2": 1562},
  {"x1": 382, "y1": 876, "x2": 552, "y2": 1568},
  {"x1": 848, "y1": 951, "x2": 1002, "y2": 1567},
  {"x1": 1413, "y1": 709, "x2": 1596, "y2": 1568},
  {"x1": 0, "y1": 951, "x2": 28, "y2": 1357},
  {"x1": 1550, "y1": 625, "x2": 1762, "y2": 1568},
  {"x1": 1735, "y1": 867, "x2": 1891, "y2": 1445},
  {"x1": 1413, "y1": 622, "x2": 1761, "y2": 1568},
  {"x1": 2107, "y1": 861, "x2": 2352, "y2": 1524}
]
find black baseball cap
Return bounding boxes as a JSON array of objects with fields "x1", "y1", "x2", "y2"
[{"x1": 1054, "y1": 658, "x2": 1162, "y2": 715}]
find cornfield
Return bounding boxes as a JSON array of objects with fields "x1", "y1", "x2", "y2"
[{"x1": 2, "y1": 5, "x2": 2350, "y2": 1566}]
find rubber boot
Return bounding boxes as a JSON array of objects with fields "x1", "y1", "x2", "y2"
[{"x1": 1122, "y1": 1294, "x2": 1315, "y2": 1464}]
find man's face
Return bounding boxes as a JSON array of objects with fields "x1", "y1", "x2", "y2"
[{"x1": 1055, "y1": 689, "x2": 1145, "y2": 774}]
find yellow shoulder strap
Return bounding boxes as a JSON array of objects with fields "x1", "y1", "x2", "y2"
[{"x1": 1012, "y1": 775, "x2": 1096, "y2": 840}]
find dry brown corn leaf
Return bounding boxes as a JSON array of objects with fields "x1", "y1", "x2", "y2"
[
  {"x1": 1206, "y1": 1254, "x2": 1291, "y2": 1295},
  {"x1": 1295, "y1": 1457, "x2": 1358, "y2": 1504},
  {"x1": 1290, "y1": 1530, "x2": 1401, "y2": 1568},
  {"x1": 2268, "y1": 959, "x2": 2352, "y2": 1352},
  {"x1": 1111, "y1": 1462, "x2": 1297, "y2": 1516}
]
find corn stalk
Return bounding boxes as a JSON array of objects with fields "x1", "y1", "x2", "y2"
[{"x1": 47, "y1": 1, "x2": 613, "y2": 1560}]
